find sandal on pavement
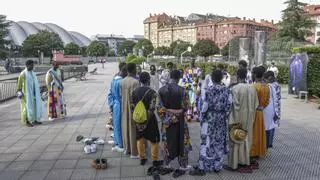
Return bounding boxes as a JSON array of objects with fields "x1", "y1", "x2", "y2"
[
  {"x1": 91, "y1": 159, "x2": 101, "y2": 169},
  {"x1": 100, "y1": 158, "x2": 108, "y2": 169},
  {"x1": 238, "y1": 166, "x2": 253, "y2": 173},
  {"x1": 172, "y1": 169, "x2": 185, "y2": 178},
  {"x1": 159, "y1": 167, "x2": 174, "y2": 175}
]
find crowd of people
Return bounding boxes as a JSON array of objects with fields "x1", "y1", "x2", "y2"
[
  {"x1": 107, "y1": 59, "x2": 281, "y2": 178},
  {"x1": 16, "y1": 59, "x2": 281, "y2": 179}
]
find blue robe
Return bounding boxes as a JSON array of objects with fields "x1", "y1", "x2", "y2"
[{"x1": 108, "y1": 75, "x2": 123, "y2": 148}]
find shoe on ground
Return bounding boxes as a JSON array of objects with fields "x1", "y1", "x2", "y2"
[
  {"x1": 90, "y1": 144, "x2": 97, "y2": 153},
  {"x1": 100, "y1": 158, "x2": 108, "y2": 169},
  {"x1": 84, "y1": 145, "x2": 91, "y2": 154},
  {"x1": 110, "y1": 134, "x2": 114, "y2": 138},
  {"x1": 112, "y1": 146, "x2": 124, "y2": 153},
  {"x1": 107, "y1": 140, "x2": 114, "y2": 145},
  {"x1": 26, "y1": 121, "x2": 34, "y2": 127},
  {"x1": 35, "y1": 121, "x2": 42, "y2": 125},
  {"x1": 140, "y1": 158, "x2": 147, "y2": 165},
  {"x1": 172, "y1": 169, "x2": 185, "y2": 178},
  {"x1": 48, "y1": 117, "x2": 55, "y2": 121},
  {"x1": 91, "y1": 159, "x2": 101, "y2": 169},
  {"x1": 130, "y1": 155, "x2": 139, "y2": 159}
]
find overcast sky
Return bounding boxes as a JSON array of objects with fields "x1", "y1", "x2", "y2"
[{"x1": 1, "y1": 0, "x2": 318, "y2": 38}]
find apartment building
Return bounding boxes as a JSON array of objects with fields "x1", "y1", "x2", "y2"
[{"x1": 305, "y1": 4, "x2": 320, "y2": 44}]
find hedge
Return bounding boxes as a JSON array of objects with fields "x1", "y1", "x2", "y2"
[{"x1": 125, "y1": 54, "x2": 146, "y2": 64}]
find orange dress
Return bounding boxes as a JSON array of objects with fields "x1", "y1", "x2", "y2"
[{"x1": 250, "y1": 82, "x2": 270, "y2": 157}]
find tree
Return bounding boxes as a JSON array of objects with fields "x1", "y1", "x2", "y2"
[
  {"x1": 172, "y1": 40, "x2": 193, "y2": 58},
  {"x1": 134, "y1": 39, "x2": 154, "y2": 56},
  {"x1": 169, "y1": 40, "x2": 185, "y2": 55},
  {"x1": 118, "y1": 40, "x2": 136, "y2": 56},
  {"x1": 86, "y1": 41, "x2": 107, "y2": 59},
  {"x1": 0, "y1": 15, "x2": 11, "y2": 59},
  {"x1": 64, "y1": 42, "x2": 80, "y2": 55},
  {"x1": 154, "y1": 46, "x2": 171, "y2": 56},
  {"x1": 192, "y1": 39, "x2": 219, "y2": 59},
  {"x1": 277, "y1": 0, "x2": 315, "y2": 41},
  {"x1": 22, "y1": 30, "x2": 63, "y2": 57},
  {"x1": 81, "y1": 46, "x2": 87, "y2": 57}
]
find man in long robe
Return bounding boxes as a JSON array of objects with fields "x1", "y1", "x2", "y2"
[
  {"x1": 108, "y1": 64, "x2": 127, "y2": 152},
  {"x1": 263, "y1": 71, "x2": 281, "y2": 148},
  {"x1": 17, "y1": 60, "x2": 43, "y2": 126},
  {"x1": 238, "y1": 60, "x2": 252, "y2": 84},
  {"x1": 150, "y1": 65, "x2": 159, "y2": 92},
  {"x1": 158, "y1": 70, "x2": 192, "y2": 178},
  {"x1": 46, "y1": 61, "x2": 65, "y2": 120},
  {"x1": 250, "y1": 66, "x2": 270, "y2": 168},
  {"x1": 121, "y1": 63, "x2": 140, "y2": 158},
  {"x1": 227, "y1": 68, "x2": 259, "y2": 173}
]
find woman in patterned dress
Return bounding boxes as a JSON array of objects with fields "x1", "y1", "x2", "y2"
[{"x1": 190, "y1": 69, "x2": 232, "y2": 176}]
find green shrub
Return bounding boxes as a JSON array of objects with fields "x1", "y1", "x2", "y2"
[
  {"x1": 291, "y1": 46, "x2": 320, "y2": 54},
  {"x1": 276, "y1": 65, "x2": 289, "y2": 84},
  {"x1": 307, "y1": 53, "x2": 320, "y2": 97},
  {"x1": 125, "y1": 55, "x2": 145, "y2": 64}
]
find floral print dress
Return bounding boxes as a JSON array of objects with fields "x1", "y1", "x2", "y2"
[{"x1": 198, "y1": 83, "x2": 232, "y2": 171}]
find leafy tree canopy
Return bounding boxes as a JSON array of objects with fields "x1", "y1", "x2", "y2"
[
  {"x1": 154, "y1": 46, "x2": 171, "y2": 56},
  {"x1": 119, "y1": 40, "x2": 136, "y2": 56},
  {"x1": 173, "y1": 40, "x2": 193, "y2": 57},
  {"x1": 86, "y1": 41, "x2": 107, "y2": 57},
  {"x1": 134, "y1": 39, "x2": 154, "y2": 56},
  {"x1": 22, "y1": 30, "x2": 63, "y2": 57},
  {"x1": 192, "y1": 39, "x2": 219, "y2": 58},
  {"x1": 0, "y1": 15, "x2": 11, "y2": 59},
  {"x1": 277, "y1": 0, "x2": 315, "y2": 41},
  {"x1": 64, "y1": 42, "x2": 80, "y2": 55}
]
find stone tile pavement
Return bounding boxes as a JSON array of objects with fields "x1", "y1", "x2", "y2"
[{"x1": 0, "y1": 62, "x2": 320, "y2": 180}]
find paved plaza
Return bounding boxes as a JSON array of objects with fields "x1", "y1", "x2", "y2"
[{"x1": 0, "y1": 62, "x2": 320, "y2": 180}]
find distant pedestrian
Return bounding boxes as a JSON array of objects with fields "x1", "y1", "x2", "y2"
[
  {"x1": 17, "y1": 60, "x2": 44, "y2": 127},
  {"x1": 46, "y1": 61, "x2": 66, "y2": 121},
  {"x1": 267, "y1": 61, "x2": 279, "y2": 78},
  {"x1": 101, "y1": 58, "x2": 105, "y2": 69},
  {"x1": 190, "y1": 69, "x2": 232, "y2": 176},
  {"x1": 150, "y1": 65, "x2": 159, "y2": 92},
  {"x1": 121, "y1": 63, "x2": 140, "y2": 158},
  {"x1": 238, "y1": 60, "x2": 252, "y2": 83},
  {"x1": 263, "y1": 71, "x2": 281, "y2": 148},
  {"x1": 159, "y1": 62, "x2": 174, "y2": 87}
]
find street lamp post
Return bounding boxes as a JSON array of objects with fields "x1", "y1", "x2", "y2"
[
  {"x1": 37, "y1": 50, "x2": 40, "y2": 64},
  {"x1": 180, "y1": 46, "x2": 192, "y2": 64}
]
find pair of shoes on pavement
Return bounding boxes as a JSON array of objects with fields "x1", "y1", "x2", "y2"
[
  {"x1": 84, "y1": 144, "x2": 97, "y2": 154},
  {"x1": 91, "y1": 158, "x2": 107, "y2": 169},
  {"x1": 26, "y1": 121, "x2": 42, "y2": 127}
]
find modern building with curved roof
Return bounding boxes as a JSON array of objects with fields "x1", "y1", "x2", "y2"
[{"x1": 7, "y1": 21, "x2": 91, "y2": 47}]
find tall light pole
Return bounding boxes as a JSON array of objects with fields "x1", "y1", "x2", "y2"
[
  {"x1": 180, "y1": 46, "x2": 192, "y2": 64},
  {"x1": 37, "y1": 50, "x2": 40, "y2": 64}
]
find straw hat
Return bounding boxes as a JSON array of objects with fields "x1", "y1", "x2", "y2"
[{"x1": 229, "y1": 124, "x2": 247, "y2": 144}]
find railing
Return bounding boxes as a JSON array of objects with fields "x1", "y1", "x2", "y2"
[{"x1": 0, "y1": 67, "x2": 85, "y2": 102}]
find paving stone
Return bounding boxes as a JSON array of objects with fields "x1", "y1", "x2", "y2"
[
  {"x1": 0, "y1": 170, "x2": 25, "y2": 180},
  {"x1": 0, "y1": 162, "x2": 9, "y2": 171},
  {"x1": 16, "y1": 152, "x2": 41, "y2": 161},
  {"x1": 70, "y1": 168, "x2": 96, "y2": 180},
  {"x1": 121, "y1": 166, "x2": 145, "y2": 177},
  {"x1": 59, "y1": 151, "x2": 83, "y2": 160},
  {"x1": 0, "y1": 153, "x2": 20, "y2": 162},
  {"x1": 4, "y1": 160, "x2": 34, "y2": 171},
  {"x1": 53, "y1": 159, "x2": 78, "y2": 169},
  {"x1": 45, "y1": 169, "x2": 73, "y2": 180},
  {"x1": 39, "y1": 152, "x2": 61, "y2": 160},
  {"x1": 76, "y1": 159, "x2": 93, "y2": 169},
  {"x1": 44, "y1": 144, "x2": 66, "y2": 152},
  {"x1": 29, "y1": 160, "x2": 56, "y2": 170},
  {"x1": 20, "y1": 170, "x2": 49, "y2": 180},
  {"x1": 96, "y1": 167, "x2": 120, "y2": 178}
]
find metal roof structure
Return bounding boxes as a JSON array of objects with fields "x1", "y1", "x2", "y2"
[{"x1": 7, "y1": 21, "x2": 91, "y2": 47}]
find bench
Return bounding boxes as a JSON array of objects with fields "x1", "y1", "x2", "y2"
[
  {"x1": 299, "y1": 91, "x2": 308, "y2": 103},
  {"x1": 90, "y1": 68, "x2": 98, "y2": 75},
  {"x1": 76, "y1": 72, "x2": 87, "y2": 81}
]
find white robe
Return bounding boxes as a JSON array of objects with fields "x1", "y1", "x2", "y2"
[
  {"x1": 263, "y1": 85, "x2": 277, "y2": 130},
  {"x1": 228, "y1": 83, "x2": 259, "y2": 170}
]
